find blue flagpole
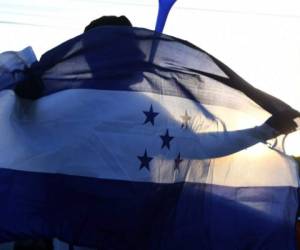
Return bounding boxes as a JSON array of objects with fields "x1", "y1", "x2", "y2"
[
  {"x1": 150, "y1": 0, "x2": 177, "y2": 62},
  {"x1": 155, "y1": 0, "x2": 177, "y2": 33}
]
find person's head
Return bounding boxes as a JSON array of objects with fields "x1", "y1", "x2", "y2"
[{"x1": 84, "y1": 15, "x2": 132, "y2": 32}]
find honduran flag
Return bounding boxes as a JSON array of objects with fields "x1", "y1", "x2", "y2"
[{"x1": 0, "y1": 27, "x2": 299, "y2": 250}]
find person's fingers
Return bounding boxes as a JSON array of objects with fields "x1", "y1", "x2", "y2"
[
  {"x1": 278, "y1": 109, "x2": 300, "y2": 121},
  {"x1": 281, "y1": 120, "x2": 296, "y2": 134},
  {"x1": 265, "y1": 114, "x2": 298, "y2": 135},
  {"x1": 285, "y1": 119, "x2": 298, "y2": 133}
]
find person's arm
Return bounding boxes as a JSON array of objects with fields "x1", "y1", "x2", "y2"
[
  {"x1": 189, "y1": 124, "x2": 275, "y2": 159},
  {"x1": 184, "y1": 113, "x2": 298, "y2": 159}
]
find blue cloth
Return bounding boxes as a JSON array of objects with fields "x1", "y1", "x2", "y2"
[{"x1": 0, "y1": 27, "x2": 298, "y2": 250}]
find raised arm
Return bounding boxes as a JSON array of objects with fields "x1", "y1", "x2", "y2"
[{"x1": 184, "y1": 113, "x2": 298, "y2": 159}]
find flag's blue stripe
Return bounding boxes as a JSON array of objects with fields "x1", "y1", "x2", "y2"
[
  {"x1": 25, "y1": 27, "x2": 257, "y2": 112},
  {"x1": 37, "y1": 73, "x2": 258, "y2": 114},
  {"x1": 0, "y1": 168, "x2": 297, "y2": 249},
  {"x1": 41, "y1": 74, "x2": 248, "y2": 109}
]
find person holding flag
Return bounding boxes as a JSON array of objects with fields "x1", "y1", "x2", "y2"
[{"x1": 0, "y1": 1, "x2": 299, "y2": 249}]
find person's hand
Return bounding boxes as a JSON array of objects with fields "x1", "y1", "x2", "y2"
[{"x1": 265, "y1": 111, "x2": 298, "y2": 136}]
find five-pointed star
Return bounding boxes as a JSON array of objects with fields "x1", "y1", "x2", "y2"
[
  {"x1": 143, "y1": 105, "x2": 159, "y2": 126},
  {"x1": 160, "y1": 129, "x2": 174, "y2": 149},
  {"x1": 174, "y1": 153, "x2": 183, "y2": 171},
  {"x1": 138, "y1": 149, "x2": 153, "y2": 171},
  {"x1": 181, "y1": 110, "x2": 191, "y2": 129}
]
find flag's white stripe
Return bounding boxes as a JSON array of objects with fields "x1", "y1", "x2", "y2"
[{"x1": 0, "y1": 89, "x2": 297, "y2": 187}]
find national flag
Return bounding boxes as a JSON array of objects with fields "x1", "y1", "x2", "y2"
[{"x1": 0, "y1": 26, "x2": 298, "y2": 250}]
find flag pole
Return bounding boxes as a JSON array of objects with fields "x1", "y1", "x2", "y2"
[
  {"x1": 149, "y1": 0, "x2": 177, "y2": 62},
  {"x1": 155, "y1": 0, "x2": 177, "y2": 33}
]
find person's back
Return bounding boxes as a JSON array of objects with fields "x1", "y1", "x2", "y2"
[{"x1": 0, "y1": 14, "x2": 298, "y2": 250}]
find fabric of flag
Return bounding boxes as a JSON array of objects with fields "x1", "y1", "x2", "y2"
[{"x1": 0, "y1": 26, "x2": 298, "y2": 250}]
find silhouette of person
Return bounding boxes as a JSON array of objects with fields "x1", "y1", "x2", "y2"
[
  {"x1": 84, "y1": 15, "x2": 132, "y2": 32},
  {"x1": 83, "y1": 15, "x2": 298, "y2": 136},
  {"x1": 4, "y1": 14, "x2": 298, "y2": 250}
]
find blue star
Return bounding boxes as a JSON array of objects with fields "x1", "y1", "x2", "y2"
[
  {"x1": 138, "y1": 149, "x2": 153, "y2": 171},
  {"x1": 143, "y1": 105, "x2": 159, "y2": 126},
  {"x1": 174, "y1": 153, "x2": 183, "y2": 171},
  {"x1": 160, "y1": 129, "x2": 174, "y2": 149}
]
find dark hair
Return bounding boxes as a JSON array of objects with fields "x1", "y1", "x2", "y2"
[{"x1": 84, "y1": 15, "x2": 132, "y2": 32}]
